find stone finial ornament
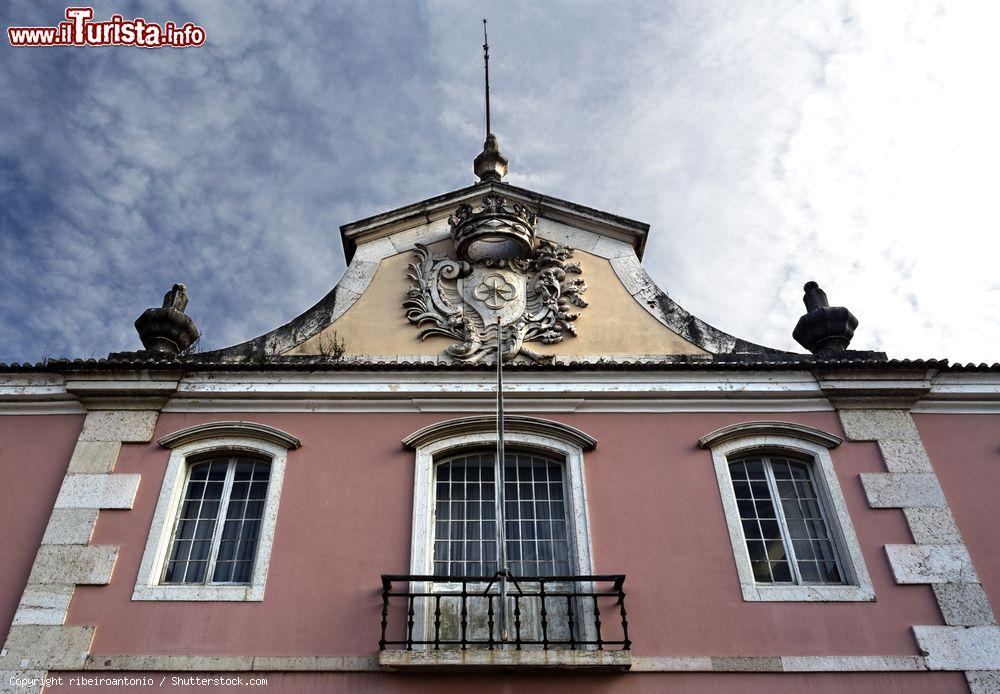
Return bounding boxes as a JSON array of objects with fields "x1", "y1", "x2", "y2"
[
  {"x1": 792, "y1": 281, "x2": 859, "y2": 355},
  {"x1": 474, "y1": 133, "x2": 509, "y2": 183},
  {"x1": 134, "y1": 283, "x2": 199, "y2": 355}
]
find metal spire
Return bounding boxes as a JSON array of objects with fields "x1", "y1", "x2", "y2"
[
  {"x1": 483, "y1": 18, "x2": 491, "y2": 138},
  {"x1": 474, "y1": 19, "x2": 508, "y2": 182}
]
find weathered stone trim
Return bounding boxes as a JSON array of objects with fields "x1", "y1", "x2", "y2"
[
  {"x1": 402, "y1": 415, "x2": 597, "y2": 451},
  {"x1": 836, "y1": 406, "x2": 1000, "y2": 684},
  {"x1": 27, "y1": 546, "x2": 118, "y2": 586},
  {"x1": 885, "y1": 544, "x2": 979, "y2": 584},
  {"x1": 67, "y1": 441, "x2": 122, "y2": 474},
  {"x1": 157, "y1": 421, "x2": 301, "y2": 450},
  {"x1": 1, "y1": 408, "x2": 161, "y2": 685},
  {"x1": 3, "y1": 652, "x2": 929, "y2": 673},
  {"x1": 859, "y1": 473, "x2": 946, "y2": 508},
  {"x1": 967, "y1": 670, "x2": 1000, "y2": 693},
  {"x1": 11, "y1": 586, "x2": 74, "y2": 626},
  {"x1": 697, "y1": 421, "x2": 842, "y2": 450},
  {"x1": 903, "y1": 508, "x2": 963, "y2": 545},
  {"x1": 606, "y1": 252, "x2": 781, "y2": 357},
  {"x1": 78, "y1": 410, "x2": 158, "y2": 443},
  {"x1": 933, "y1": 584, "x2": 999, "y2": 627},
  {"x1": 41, "y1": 509, "x2": 99, "y2": 546},
  {"x1": 0, "y1": 626, "x2": 94, "y2": 670},
  {"x1": 914, "y1": 626, "x2": 1000, "y2": 671},
  {"x1": 378, "y1": 649, "x2": 630, "y2": 671},
  {"x1": 778, "y1": 655, "x2": 927, "y2": 672},
  {"x1": 54, "y1": 474, "x2": 140, "y2": 510},
  {"x1": 817, "y1": 373, "x2": 933, "y2": 410}
]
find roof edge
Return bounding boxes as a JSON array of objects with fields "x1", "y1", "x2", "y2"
[{"x1": 339, "y1": 181, "x2": 650, "y2": 264}]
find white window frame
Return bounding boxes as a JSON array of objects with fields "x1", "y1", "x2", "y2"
[
  {"x1": 133, "y1": 423, "x2": 299, "y2": 601},
  {"x1": 700, "y1": 423, "x2": 875, "y2": 602}
]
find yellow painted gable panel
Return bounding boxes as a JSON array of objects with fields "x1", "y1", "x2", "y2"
[{"x1": 285, "y1": 245, "x2": 706, "y2": 358}]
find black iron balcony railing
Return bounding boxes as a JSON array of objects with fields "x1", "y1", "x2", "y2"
[{"x1": 379, "y1": 574, "x2": 630, "y2": 651}]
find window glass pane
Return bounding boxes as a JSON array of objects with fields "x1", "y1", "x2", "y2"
[
  {"x1": 163, "y1": 457, "x2": 270, "y2": 586},
  {"x1": 730, "y1": 460, "x2": 792, "y2": 585},
  {"x1": 733, "y1": 456, "x2": 847, "y2": 587},
  {"x1": 431, "y1": 452, "x2": 571, "y2": 577},
  {"x1": 771, "y1": 561, "x2": 792, "y2": 582},
  {"x1": 751, "y1": 560, "x2": 772, "y2": 581}
]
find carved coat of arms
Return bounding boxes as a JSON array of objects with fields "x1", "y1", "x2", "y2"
[{"x1": 404, "y1": 194, "x2": 588, "y2": 363}]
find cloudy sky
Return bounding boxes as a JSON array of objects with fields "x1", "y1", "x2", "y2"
[{"x1": 2, "y1": 0, "x2": 997, "y2": 364}]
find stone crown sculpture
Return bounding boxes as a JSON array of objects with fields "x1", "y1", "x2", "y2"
[
  {"x1": 792, "y1": 281, "x2": 859, "y2": 355},
  {"x1": 449, "y1": 192, "x2": 537, "y2": 262},
  {"x1": 134, "y1": 283, "x2": 200, "y2": 355}
]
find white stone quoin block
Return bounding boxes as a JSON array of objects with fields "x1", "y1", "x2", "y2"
[
  {"x1": 913, "y1": 625, "x2": 1000, "y2": 671},
  {"x1": 886, "y1": 544, "x2": 979, "y2": 584},
  {"x1": 933, "y1": 583, "x2": 998, "y2": 626},
  {"x1": 877, "y1": 439, "x2": 933, "y2": 473},
  {"x1": 78, "y1": 410, "x2": 158, "y2": 443},
  {"x1": 41, "y1": 508, "x2": 100, "y2": 546},
  {"x1": 903, "y1": 507, "x2": 964, "y2": 545},
  {"x1": 54, "y1": 474, "x2": 140, "y2": 510},
  {"x1": 28, "y1": 545, "x2": 118, "y2": 586},
  {"x1": 860, "y1": 473, "x2": 946, "y2": 508},
  {"x1": 67, "y1": 441, "x2": 122, "y2": 474},
  {"x1": 838, "y1": 408, "x2": 920, "y2": 441},
  {"x1": 12, "y1": 585, "x2": 74, "y2": 626},
  {"x1": 0, "y1": 625, "x2": 95, "y2": 670}
]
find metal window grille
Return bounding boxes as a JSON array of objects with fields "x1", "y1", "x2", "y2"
[
  {"x1": 730, "y1": 455, "x2": 844, "y2": 585},
  {"x1": 162, "y1": 456, "x2": 270, "y2": 585},
  {"x1": 433, "y1": 450, "x2": 571, "y2": 578}
]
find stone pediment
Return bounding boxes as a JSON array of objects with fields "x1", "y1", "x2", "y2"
[{"x1": 202, "y1": 182, "x2": 787, "y2": 364}]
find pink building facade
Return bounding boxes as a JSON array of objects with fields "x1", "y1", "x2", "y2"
[{"x1": 2, "y1": 139, "x2": 999, "y2": 692}]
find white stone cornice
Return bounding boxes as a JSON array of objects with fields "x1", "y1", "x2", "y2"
[
  {"x1": 697, "y1": 421, "x2": 842, "y2": 449},
  {"x1": 159, "y1": 370, "x2": 833, "y2": 413},
  {"x1": 158, "y1": 421, "x2": 301, "y2": 450},
  {"x1": 816, "y1": 368, "x2": 935, "y2": 409},
  {"x1": 402, "y1": 415, "x2": 597, "y2": 451}
]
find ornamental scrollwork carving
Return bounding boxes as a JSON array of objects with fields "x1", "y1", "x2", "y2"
[{"x1": 404, "y1": 239, "x2": 588, "y2": 364}]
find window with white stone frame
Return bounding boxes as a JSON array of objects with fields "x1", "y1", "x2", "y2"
[
  {"x1": 403, "y1": 416, "x2": 597, "y2": 581},
  {"x1": 402, "y1": 416, "x2": 599, "y2": 648},
  {"x1": 133, "y1": 422, "x2": 300, "y2": 601},
  {"x1": 161, "y1": 455, "x2": 271, "y2": 585},
  {"x1": 698, "y1": 422, "x2": 875, "y2": 602}
]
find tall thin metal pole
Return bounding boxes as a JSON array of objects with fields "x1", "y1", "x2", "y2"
[
  {"x1": 494, "y1": 317, "x2": 508, "y2": 642},
  {"x1": 483, "y1": 18, "x2": 491, "y2": 137}
]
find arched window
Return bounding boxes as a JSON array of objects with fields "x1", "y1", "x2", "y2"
[
  {"x1": 163, "y1": 455, "x2": 271, "y2": 585},
  {"x1": 403, "y1": 415, "x2": 597, "y2": 580},
  {"x1": 698, "y1": 421, "x2": 874, "y2": 602},
  {"x1": 134, "y1": 421, "x2": 299, "y2": 601},
  {"x1": 432, "y1": 449, "x2": 571, "y2": 578}
]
